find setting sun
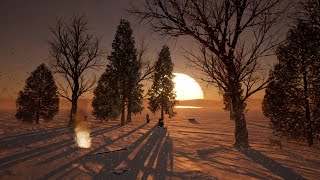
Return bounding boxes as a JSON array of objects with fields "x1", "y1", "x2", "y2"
[{"x1": 173, "y1": 73, "x2": 204, "y2": 100}]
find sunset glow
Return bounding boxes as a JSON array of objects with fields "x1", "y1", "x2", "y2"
[{"x1": 173, "y1": 73, "x2": 204, "y2": 100}]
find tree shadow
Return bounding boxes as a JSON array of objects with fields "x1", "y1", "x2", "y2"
[
  {"x1": 195, "y1": 145, "x2": 303, "y2": 179},
  {"x1": 0, "y1": 126, "x2": 69, "y2": 150},
  {"x1": 122, "y1": 128, "x2": 168, "y2": 179},
  {"x1": 188, "y1": 118, "x2": 200, "y2": 124},
  {"x1": 41, "y1": 123, "x2": 149, "y2": 179},
  {"x1": 196, "y1": 145, "x2": 232, "y2": 159},
  {"x1": 90, "y1": 125, "x2": 162, "y2": 179},
  {"x1": 239, "y1": 148, "x2": 305, "y2": 180},
  {"x1": 0, "y1": 125, "x2": 66, "y2": 142},
  {"x1": 94, "y1": 128, "x2": 212, "y2": 180},
  {"x1": 36, "y1": 124, "x2": 122, "y2": 165},
  {"x1": 0, "y1": 124, "x2": 121, "y2": 169}
]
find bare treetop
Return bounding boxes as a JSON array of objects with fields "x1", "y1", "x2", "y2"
[
  {"x1": 49, "y1": 15, "x2": 103, "y2": 101},
  {"x1": 49, "y1": 14, "x2": 103, "y2": 127},
  {"x1": 131, "y1": 0, "x2": 288, "y2": 100}
]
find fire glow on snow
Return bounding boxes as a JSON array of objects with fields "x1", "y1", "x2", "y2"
[{"x1": 74, "y1": 117, "x2": 91, "y2": 148}]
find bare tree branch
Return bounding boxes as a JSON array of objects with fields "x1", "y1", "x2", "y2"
[{"x1": 49, "y1": 14, "x2": 103, "y2": 126}]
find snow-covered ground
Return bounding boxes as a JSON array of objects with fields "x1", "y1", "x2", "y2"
[{"x1": 0, "y1": 101, "x2": 319, "y2": 179}]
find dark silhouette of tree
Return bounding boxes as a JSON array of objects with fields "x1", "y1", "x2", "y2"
[
  {"x1": 49, "y1": 15, "x2": 102, "y2": 127},
  {"x1": 263, "y1": 63, "x2": 304, "y2": 139},
  {"x1": 16, "y1": 63, "x2": 59, "y2": 124},
  {"x1": 301, "y1": 0, "x2": 320, "y2": 26},
  {"x1": 147, "y1": 46, "x2": 177, "y2": 120},
  {"x1": 107, "y1": 19, "x2": 144, "y2": 126},
  {"x1": 263, "y1": 22, "x2": 320, "y2": 146},
  {"x1": 92, "y1": 69, "x2": 121, "y2": 121},
  {"x1": 131, "y1": 0, "x2": 287, "y2": 147}
]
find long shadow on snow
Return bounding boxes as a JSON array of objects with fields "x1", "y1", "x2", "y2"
[
  {"x1": 95, "y1": 128, "x2": 211, "y2": 180},
  {"x1": 1, "y1": 127, "x2": 70, "y2": 150},
  {"x1": 0, "y1": 124, "x2": 121, "y2": 169},
  {"x1": 0, "y1": 125, "x2": 66, "y2": 142},
  {"x1": 196, "y1": 146, "x2": 272, "y2": 179},
  {"x1": 41, "y1": 123, "x2": 149, "y2": 179},
  {"x1": 239, "y1": 148, "x2": 305, "y2": 180},
  {"x1": 36, "y1": 123, "x2": 145, "y2": 165},
  {"x1": 93, "y1": 127, "x2": 168, "y2": 179}
]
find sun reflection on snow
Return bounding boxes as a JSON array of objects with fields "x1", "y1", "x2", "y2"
[{"x1": 175, "y1": 106, "x2": 202, "y2": 109}]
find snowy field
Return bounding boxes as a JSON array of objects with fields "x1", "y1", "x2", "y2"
[{"x1": 0, "y1": 100, "x2": 320, "y2": 179}]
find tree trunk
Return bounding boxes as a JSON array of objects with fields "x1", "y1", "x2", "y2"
[
  {"x1": 302, "y1": 67, "x2": 313, "y2": 146},
  {"x1": 121, "y1": 97, "x2": 126, "y2": 126},
  {"x1": 229, "y1": 103, "x2": 234, "y2": 120},
  {"x1": 230, "y1": 80, "x2": 249, "y2": 148},
  {"x1": 161, "y1": 106, "x2": 164, "y2": 120},
  {"x1": 36, "y1": 111, "x2": 40, "y2": 124},
  {"x1": 68, "y1": 82, "x2": 79, "y2": 127},
  {"x1": 126, "y1": 92, "x2": 132, "y2": 124},
  {"x1": 36, "y1": 99, "x2": 40, "y2": 124},
  {"x1": 68, "y1": 99, "x2": 78, "y2": 127}
]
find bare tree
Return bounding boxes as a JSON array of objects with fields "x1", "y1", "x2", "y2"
[
  {"x1": 131, "y1": 0, "x2": 288, "y2": 147},
  {"x1": 49, "y1": 15, "x2": 102, "y2": 127},
  {"x1": 137, "y1": 38, "x2": 156, "y2": 83}
]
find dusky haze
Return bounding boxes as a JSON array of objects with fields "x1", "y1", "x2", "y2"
[{"x1": 0, "y1": 0, "x2": 271, "y2": 100}]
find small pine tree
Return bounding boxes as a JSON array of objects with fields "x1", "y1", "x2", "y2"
[
  {"x1": 16, "y1": 63, "x2": 59, "y2": 124},
  {"x1": 147, "y1": 46, "x2": 177, "y2": 120},
  {"x1": 92, "y1": 69, "x2": 121, "y2": 121}
]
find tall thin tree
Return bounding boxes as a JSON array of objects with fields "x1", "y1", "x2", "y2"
[
  {"x1": 49, "y1": 15, "x2": 102, "y2": 127},
  {"x1": 107, "y1": 19, "x2": 143, "y2": 126},
  {"x1": 148, "y1": 46, "x2": 177, "y2": 120}
]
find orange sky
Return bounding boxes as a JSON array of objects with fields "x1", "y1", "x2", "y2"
[{"x1": 0, "y1": 0, "x2": 274, "y2": 101}]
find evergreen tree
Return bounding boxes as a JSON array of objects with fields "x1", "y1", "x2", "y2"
[
  {"x1": 106, "y1": 19, "x2": 143, "y2": 126},
  {"x1": 92, "y1": 69, "x2": 120, "y2": 121},
  {"x1": 16, "y1": 63, "x2": 59, "y2": 124},
  {"x1": 148, "y1": 46, "x2": 177, "y2": 120},
  {"x1": 263, "y1": 63, "x2": 304, "y2": 139},
  {"x1": 263, "y1": 22, "x2": 320, "y2": 145}
]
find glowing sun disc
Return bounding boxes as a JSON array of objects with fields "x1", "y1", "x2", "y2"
[{"x1": 173, "y1": 73, "x2": 204, "y2": 100}]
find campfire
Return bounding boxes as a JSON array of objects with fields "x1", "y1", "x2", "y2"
[{"x1": 74, "y1": 116, "x2": 91, "y2": 148}]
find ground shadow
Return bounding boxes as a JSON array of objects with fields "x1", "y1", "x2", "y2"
[
  {"x1": 188, "y1": 118, "x2": 200, "y2": 124},
  {"x1": 94, "y1": 128, "x2": 212, "y2": 180},
  {"x1": 0, "y1": 124, "x2": 121, "y2": 169},
  {"x1": 0, "y1": 126, "x2": 69, "y2": 149},
  {"x1": 41, "y1": 123, "x2": 149, "y2": 179},
  {"x1": 0, "y1": 125, "x2": 66, "y2": 142},
  {"x1": 196, "y1": 146, "x2": 293, "y2": 179},
  {"x1": 197, "y1": 145, "x2": 232, "y2": 159},
  {"x1": 239, "y1": 148, "x2": 305, "y2": 180},
  {"x1": 104, "y1": 127, "x2": 169, "y2": 179}
]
